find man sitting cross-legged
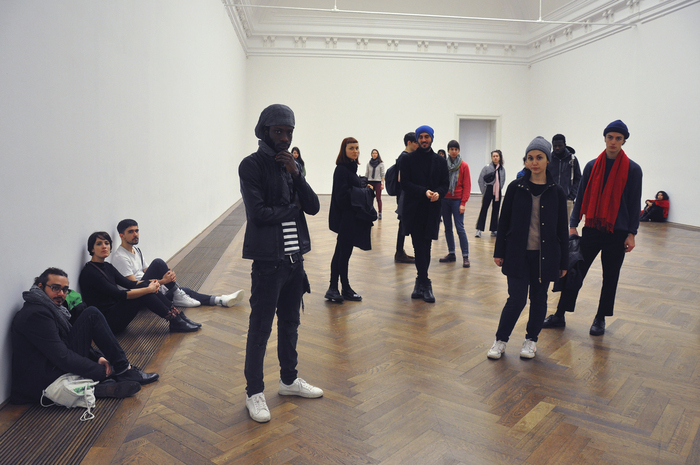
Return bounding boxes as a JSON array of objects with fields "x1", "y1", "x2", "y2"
[
  {"x1": 111, "y1": 219, "x2": 244, "y2": 308},
  {"x1": 10, "y1": 267, "x2": 159, "y2": 404}
]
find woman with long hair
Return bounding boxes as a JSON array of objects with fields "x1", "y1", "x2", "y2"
[
  {"x1": 476, "y1": 150, "x2": 506, "y2": 237},
  {"x1": 291, "y1": 146, "x2": 306, "y2": 176},
  {"x1": 640, "y1": 190, "x2": 669, "y2": 222},
  {"x1": 325, "y1": 137, "x2": 375, "y2": 303},
  {"x1": 365, "y1": 148, "x2": 385, "y2": 219},
  {"x1": 78, "y1": 231, "x2": 200, "y2": 334}
]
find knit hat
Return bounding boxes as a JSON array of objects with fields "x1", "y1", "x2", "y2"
[
  {"x1": 525, "y1": 136, "x2": 552, "y2": 161},
  {"x1": 254, "y1": 104, "x2": 295, "y2": 139},
  {"x1": 552, "y1": 134, "x2": 566, "y2": 144},
  {"x1": 415, "y1": 125, "x2": 434, "y2": 140},
  {"x1": 603, "y1": 120, "x2": 629, "y2": 140}
]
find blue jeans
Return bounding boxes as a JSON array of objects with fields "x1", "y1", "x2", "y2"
[{"x1": 441, "y1": 198, "x2": 469, "y2": 257}]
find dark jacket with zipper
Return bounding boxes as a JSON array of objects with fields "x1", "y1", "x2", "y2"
[
  {"x1": 239, "y1": 146, "x2": 320, "y2": 261},
  {"x1": 494, "y1": 169, "x2": 569, "y2": 283}
]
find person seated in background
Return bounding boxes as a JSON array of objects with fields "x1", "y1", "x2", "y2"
[
  {"x1": 10, "y1": 267, "x2": 159, "y2": 404},
  {"x1": 640, "y1": 191, "x2": 669, "y2": 222},
  {"x1": 79, "y1": 231, "x2": 201, "y2": 334},
  {"x1": 111, "y1": 219, "x2": 244, "y2": 308}
]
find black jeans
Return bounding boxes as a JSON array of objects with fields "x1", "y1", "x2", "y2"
[
  {"x1": 411, "y1": 229, "x2": 432, "y2": 283},
  {"x1": 143, "y1": 258, "x2": 214, "y2": 304},
  {"x1": 495, "y1": 251, "x2": 550, "y2": 342},
  {"x1": 102, "y1": 292, "x2": 172, "y2": 334},
  {"x1": 68, "y1": 306, "x2": 130, "y2": 374},
  {"x1": 329, "y1": 232, "x2": 354, "y2": 290},
  {"x1": 245, "y1": 257, "x2": 305, "y2": 396},
  {"x1": 556, "y1": 227, "x2": 628, "y2": 317},
  {"x1": 476, "y1": 188, "x2": 501, "y2": 232}
]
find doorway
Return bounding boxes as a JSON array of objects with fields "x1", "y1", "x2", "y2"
[{"x1": 457, "y1": 117, "x2": 499, "y2": 194}]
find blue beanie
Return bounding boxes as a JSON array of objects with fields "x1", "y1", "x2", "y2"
[
  {"x1": 415, "y1": 125, "x2": 434, "y2": 140},
  {"x1": 604, "y1": 120, "x2": 629, "y2": 139}
]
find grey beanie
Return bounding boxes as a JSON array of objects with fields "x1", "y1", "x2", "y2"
[
  {"x1": 254, "y1": 104, "x2": 295, "y2": 139},
  {"x1": 525, "y1": 136, "x2": 552, "y2": 161}
]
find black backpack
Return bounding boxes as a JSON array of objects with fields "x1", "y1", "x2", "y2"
[{"x1": 385, "y1": 164, "x2": 399, "y2": 196}]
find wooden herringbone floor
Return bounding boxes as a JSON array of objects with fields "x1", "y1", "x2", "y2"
[{"x1": 83, "y1": 195, "x2": 700, "y2": 464}]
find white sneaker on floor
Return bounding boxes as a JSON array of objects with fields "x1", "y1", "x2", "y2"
[
  {"x1": 221, "y1": 290, "x2": 244, "y2": 307},
  {"x1": 172, "y1": 288, "x2": 201, "y2": 307},
  {"x1": 246, "y1": 392, "x2": 271, "y2": 423},
  {"x1": 475, "y1": 230, "x2": 482, "y2": 238},
  {"x1": 487, "y1": 340, "x2": 507, "y2": 359},
  {"x1": 520, "y1": 339, "x2": 537, "y2": 359},
  {"x1": 278, "y1": 378, "x2": 323, "y2": 398}
]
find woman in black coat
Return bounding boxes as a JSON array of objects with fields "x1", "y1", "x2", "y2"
[
  {"x1": 487, "y1": 137, "x2": 568, "y2": 360},
  {"x1": 325, "y1": 137, "x2": 375, "y2": 303}
]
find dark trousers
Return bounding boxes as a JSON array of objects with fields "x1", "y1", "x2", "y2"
[
  {"x1": 441, "y1": 198, "x2": 469, "y2": 256},
  {"x1": 476, "y1": 188, "x2": 501, "y2": 232},
  {"x1": 495, "y1": 251, "x2": 550, "y2": 342},
  {"x1": 556, "y1": 227, "x2": 628, "y2": 318},
  {"x1": 369, "y1": 181, "x2": 383, "y2": 213},
  {"x1": 245, "y1": 257, "x2": 304, "y2": 396},
  {"x1": 69, "y1": 307, "x2": 130, "y2": 374},
  {"x1": 330, "y1": 233, "x2": 354, "y2": 289},
  {"x1": 102, "y1": 292, "x2": 171, "y2": 334},
  {"x1": 143, "y1": 258, "x2": 213, "y2": 304},
  {"x1": 411, "y1": 230, "x2": 432, "y2": 283}
]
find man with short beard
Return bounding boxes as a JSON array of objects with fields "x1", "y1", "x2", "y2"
[
  {"x1": 238, "y1": 104, "x2": 323, "y2": 423},
  {"x1": 399, "y1": 125, "x2": 449, "y2": 302}
]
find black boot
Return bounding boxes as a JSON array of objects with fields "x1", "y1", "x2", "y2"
[
  {"x1": 342, "y1": 288, "x2": 362, "y2": 301},
  {"x1": 422, "y1": 279, "x2": 435, "y2": 303},
  {"x1": 324, "y1": 287, "x2": 344, "y2": 303},
  {"x1": 411, "y1": 278, "x2": 423, "y2": 299},
  {"x1": 169, "y1": 314, "x2": 200, "y2": 333},
  {"x1": 590, "y1": 317, "x2": 606, "y2": 336},
  {"x1": 179, "y1": 311, "x2": 202, "y2": 328}
]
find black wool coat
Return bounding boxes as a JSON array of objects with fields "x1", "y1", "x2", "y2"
[
  {"x1": 329, "y1": 162, "x2": 373, "y2": 251},
  {"x1": 399, "y1": 148, "x2": 450, "y2": 239},
  {"x1": 494, "y1": 170, "x2": 569, "y2": 283}
]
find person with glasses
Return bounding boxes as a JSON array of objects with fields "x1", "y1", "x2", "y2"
[{"x1": 10, "y1": 267, "x2": 159, "y2": 404}]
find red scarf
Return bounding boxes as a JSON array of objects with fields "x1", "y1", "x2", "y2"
[{"x1": 579, "y1": 149, "x2": 629, "y2": 233}]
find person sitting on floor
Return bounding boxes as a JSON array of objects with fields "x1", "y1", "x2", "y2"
[
  {"x1": 111, "y1": 219, "x2": 244, "y2": 308},
  {"x1": 10, "y1": 267, "x2": 159, "y2": 404},
  {"x1": 79, "y1": 231, "x2": 201, "y2": 334},
  {"x1": 640, "y1": 191, "x2": 669, "y2": 222}
]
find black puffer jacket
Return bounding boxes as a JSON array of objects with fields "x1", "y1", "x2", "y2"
[
  {"x1": 494, "y1": 170, "x2": 569, "y2": 283},
  {"x1": 239, "y1": 147, "x2": 320, "y2": 261}
]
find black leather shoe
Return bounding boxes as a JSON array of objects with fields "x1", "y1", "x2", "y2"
[
  {"x1": 169, "y1": 315, "x2": 200, "y2": 333},
  {"x1": 94, "y1": 379, "x2": 141, "y2": 398},
  {"x1": 542, "y1": 314, "x2": 566, "y2": 328},
  {"x1": 422, "y1": 280, "x2": 435, "y2": 303},
  {"x1": 411, "y1": 279, "x2": 423, "y2": 299},
  {"x1": 439, "y1": 253, "x2": 456, "y2": 263},
  {"x1": 395, "y1": 252, "x2": 415, "y2": 264},
  {"x1": 179, "y1": 312, "x2": 202, "y2": 328},
  {"x1": 114, "y1": 366, "x2": 160, "y2": 385},
  {"x1": 324, "y1": 288, "x2": 344, "y2": 303},
  {"x1": 590, "y1": 317, "x2": 606, "y2": 336},
  {"x1": 342, "y1": 289, "x2": 362, "y2": 301}
]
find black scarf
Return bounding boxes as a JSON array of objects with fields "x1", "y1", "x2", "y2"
[{"x1": 369, "y1": 157, "x2": 381, "y2": 178}]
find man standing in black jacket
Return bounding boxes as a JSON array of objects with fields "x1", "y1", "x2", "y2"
[
  {"x1": 394, "y1": 132, "x2": 418, "y2": 264},
  {"x1": 238, "y1": 104, "x2": 323, "y2": 423},
  {"x1": 547, "y1": 134, "x2": 581, "y2": 218},
  {"x1": 399, "y1": 125, "x2": 450, "y2": 302},
  {"x1": 11, "y1": 268, "x2": 158, "y2": 404}
]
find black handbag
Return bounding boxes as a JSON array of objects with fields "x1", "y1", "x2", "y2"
[{"x1": 483, "y1": 171, "x2": 496, "y2": 184}]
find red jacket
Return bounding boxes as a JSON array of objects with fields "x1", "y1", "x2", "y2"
[{"x1": 444, "y1": 161, "x2": 471, "y2": 206}]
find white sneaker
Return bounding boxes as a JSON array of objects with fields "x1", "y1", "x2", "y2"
[
  {"x1": 487, "y1": 340, "x2": 507, "y2": 359},
  {"x1": 220, "y1": 290, "x2": 244, "y2": 307},
  {"x1": 246, "y1": 392, "x2": 271, "y2": 423},
  {"x1": 475, "y1": 230, "x2": 482, "y2": 238},
  {"x1": 172, "y1": 288, "x2": 201, "y2": 307},
  {"x1": 278, "y1": 378, "x2": 323, "y2": 398},
  {"x1": 520, "y1": 339, "x2": 537, "y2": 359}
]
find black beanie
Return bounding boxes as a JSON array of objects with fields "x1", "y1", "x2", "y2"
[{"x1": 603, "y1": 120, "x2": 629, "y2": 140}]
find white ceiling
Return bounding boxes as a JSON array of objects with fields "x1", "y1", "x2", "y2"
[{"x1": 222, "y1": 0, "x2": 693, "y2": 64}]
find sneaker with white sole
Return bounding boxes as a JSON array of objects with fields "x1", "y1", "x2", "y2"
[
  {"x1": 520, "y1": 339, "x2": 537, "y2": 359},
  {"x1": 475, "y1": 230, "x2": 482, "y2": 238},
  {"x1": 246, "y1": 392, "x2": 271, "y2": 423},
  {"x1": 278, "y1": 378, "x2": 323, "y2": 398},
  {"x1": 172, "y1": 288, "x2": 201, "y2": 307},
  {"x1": 487, "y1": 340, "x2": 507, "y2": 359},
  {"x1": 220, "y1": 290, "x2": 244, "y2": 307}
]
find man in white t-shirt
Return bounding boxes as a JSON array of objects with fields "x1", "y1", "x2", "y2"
[{"x1": 111, "y1": 219, "x2": 244, "y2": 308}]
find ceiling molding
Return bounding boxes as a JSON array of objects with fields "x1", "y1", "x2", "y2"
[{"x1": 222, "y1": 0, "x2": 699, "y2": 65}]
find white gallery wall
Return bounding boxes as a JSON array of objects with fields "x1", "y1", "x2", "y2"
[
  {"x1": 0, "y1": 0, "x2": 247, "y2": 402},
  {"x1": 528, "y1": 2, "x2": 700, "y2": 227}
]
